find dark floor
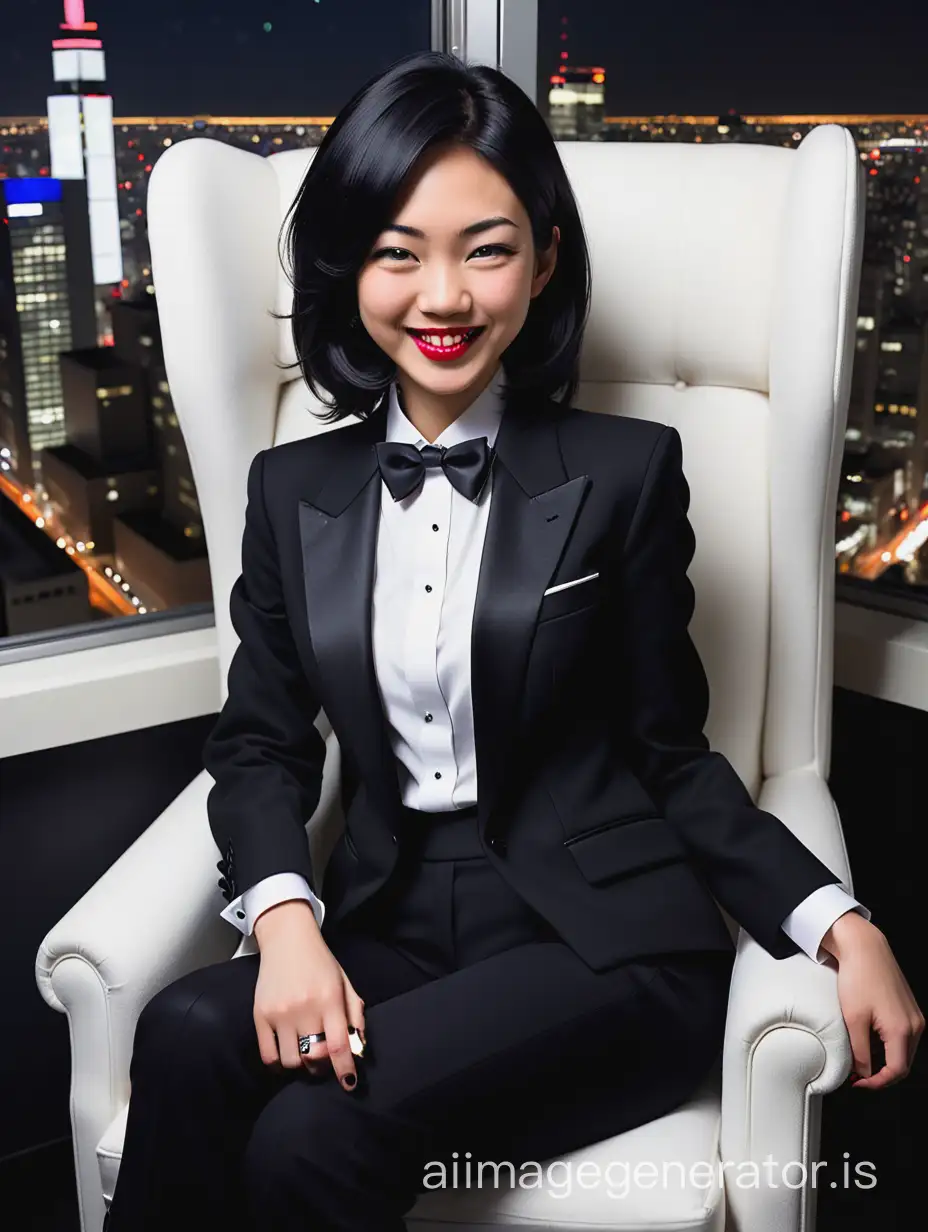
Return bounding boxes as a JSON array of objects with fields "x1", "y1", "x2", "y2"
[{"x1": 1, "y1": 685, "x2": 923, "y2": 1228}]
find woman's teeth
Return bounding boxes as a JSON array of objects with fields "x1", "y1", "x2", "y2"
[
  {"x1": 406, "y1": 326, "x2": 483, "y2": 361},
  {"x1": 415, "y1": 332, "x2": 471, "y2": 346}
]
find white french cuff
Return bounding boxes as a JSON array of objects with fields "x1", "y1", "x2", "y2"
[
  {"x1": 220, "y1": 872, "x2": 326, "y2": 936},
  {"x1": 780, "y1": 882, "x2": 871, "y2": 964}
]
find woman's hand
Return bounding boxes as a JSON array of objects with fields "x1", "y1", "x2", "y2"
[
  {"x1": 252, "y1": 900, "x2": 366, "y2": 1092},
  {"x1": 821, "y1": 912, "x2": 924, "y2": 1090}
]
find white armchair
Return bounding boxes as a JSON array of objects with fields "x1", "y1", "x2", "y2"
[{"x1": 35, "y1": 125, "x2": 866, "y2": 1232}]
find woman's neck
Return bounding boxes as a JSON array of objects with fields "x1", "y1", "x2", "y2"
[{"x1": 395, "y1": 369, "x2": 498, "y2": 444}]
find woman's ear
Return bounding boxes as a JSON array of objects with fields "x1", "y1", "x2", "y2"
[{"x1": 531, "y1": 224, "x2": 560, "y2": 298}]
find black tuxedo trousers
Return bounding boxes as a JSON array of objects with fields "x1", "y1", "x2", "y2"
[{"x1": 106, "y1": 805, "x2": 734, "y2": 1232}]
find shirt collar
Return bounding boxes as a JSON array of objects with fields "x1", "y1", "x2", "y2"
[{"x1": 385, "y1": 365, "x2": 506, "y2": 450}]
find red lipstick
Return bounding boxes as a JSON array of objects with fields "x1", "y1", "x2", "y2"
[{"x1": 405, "y1": 326, "x2": 485, "y2": 363}]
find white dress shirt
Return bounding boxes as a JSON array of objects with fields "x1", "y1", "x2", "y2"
[{"x1": 221, "y1": 366, "x2": 871, "y2": 963}]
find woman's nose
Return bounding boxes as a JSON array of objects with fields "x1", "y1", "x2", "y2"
[{"x1": 417, "y1": 265, "x2": 471, "y2": 316}]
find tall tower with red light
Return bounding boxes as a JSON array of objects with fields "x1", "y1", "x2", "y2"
[
  {"x1": 47, "y1": 0, "x2": 123, "y2": 286},
  {"x1": 547, "y1": 14, "x2": 606, "y2": 140}
]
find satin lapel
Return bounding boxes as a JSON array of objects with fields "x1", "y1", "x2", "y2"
[
  {"x1": 472, "y1": 392, "x2": 591, "y2": 839},
  {"x1": 296, "y1": 404, "x2": 403, "y2": 862}
]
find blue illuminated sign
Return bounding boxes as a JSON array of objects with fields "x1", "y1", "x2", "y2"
[{"x1": 3, "y1": 179, "x2": 63, "y2": 205}]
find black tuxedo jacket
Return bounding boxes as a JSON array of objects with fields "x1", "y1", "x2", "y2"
[{"x1": 204, "y1": 386, "x2": 842, "y2": 972}]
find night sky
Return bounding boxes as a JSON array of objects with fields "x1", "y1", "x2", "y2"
[{"x1": 3, "y1": 0, "x2": 928, "y2": 119}]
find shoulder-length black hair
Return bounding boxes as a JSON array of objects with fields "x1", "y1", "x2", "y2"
[{"x1": 276, "y1": 49, "x2": 591, "y2": 423}]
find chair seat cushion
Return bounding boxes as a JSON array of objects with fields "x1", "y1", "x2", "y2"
[
  {"x1": 95, "y1": 1063, "x2": 723, "y2": 1229},
  {"x1": 408, "y1": 1062, "x2": 724, "y2": 1230}
]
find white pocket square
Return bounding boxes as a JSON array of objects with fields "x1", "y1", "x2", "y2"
[{"x1": 543, "y1": 571, "x2": 600, "y2": 597}]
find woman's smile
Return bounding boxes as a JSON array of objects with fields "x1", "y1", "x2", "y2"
[{"x1": 404, "y1": 324, "x2": 486, "y2": 362}]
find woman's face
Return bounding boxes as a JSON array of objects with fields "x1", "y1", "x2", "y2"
[{"x1": 356, "y1": 143, "x2": 558, "y2": 408}]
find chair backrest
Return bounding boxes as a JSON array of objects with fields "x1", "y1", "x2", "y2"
[{"x1": 147, "y1": 125, "x2": 864, "y2": 798}]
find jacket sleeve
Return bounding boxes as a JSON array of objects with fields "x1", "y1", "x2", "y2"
[
  {"x1": 203, "y1": 447, "x2": 328, "y2": 909},
  {"x1": 612, "y1": 424, "x2": 844, "y2": 959}
]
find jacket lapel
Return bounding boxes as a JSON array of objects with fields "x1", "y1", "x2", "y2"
[
  {"x1": 296, "y1": 409, "x2": 400, "y2": 867},
  {"x1": 296, "y1": 386, "x2": 590, "y2": 850},
  {"x1": 471, "y1": 395, "x2": 591, "y2": 838}
]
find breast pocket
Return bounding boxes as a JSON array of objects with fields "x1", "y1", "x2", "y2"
[{"x1": 537, "y1": 571, "x2": 603, "y2": 623}]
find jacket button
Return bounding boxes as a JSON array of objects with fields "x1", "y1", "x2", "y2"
[
  {"x1": 488, "y1": 836, "x2": 507, "y2": 854},
  {"x1": 391, "y1": 833, "x2": 397, "y2": 844}
]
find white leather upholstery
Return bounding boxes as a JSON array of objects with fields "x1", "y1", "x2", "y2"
[{"x1": 35, "y1": 126, "x2": 865, "y2": 1232}]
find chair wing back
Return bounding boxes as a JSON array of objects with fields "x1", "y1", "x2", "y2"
[
  {"x1": 558, "y1": 130, "x2": 864, "y2": 795},
  {"x1": 149, "y1": 126, "x2": 864, "y2": 797}
]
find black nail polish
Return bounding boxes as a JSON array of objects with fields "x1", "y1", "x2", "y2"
[{"x1": 343, "y1": 1073, "x2": 356, "y2": 1089}]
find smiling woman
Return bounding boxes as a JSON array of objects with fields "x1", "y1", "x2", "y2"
[
  {"x1": 98, "y1": 43, "x2": 925, "y2": 1232},
  {"x1": 356, "y1": 141, "x2": 562, "y2": 429},
  {"x1": 275, "y1": 48, "x2": 591, "y2": 426}
]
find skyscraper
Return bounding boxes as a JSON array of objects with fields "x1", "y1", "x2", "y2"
[
  {"x1": 545, "y1": 14, "x2": 605, "y2": 140},
  {"x1": 47, "y1": 0, "x2": 123, "y2": 286},
  {"x1": 0, "y1": 177, "x2": 96, "y2": 481}
]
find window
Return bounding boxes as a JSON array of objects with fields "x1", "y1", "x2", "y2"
[
  {"x1": 0, "y1": 2, "x2": 434, "y2": 649},
  {"x1": 535, "y1": 0, "x2": 928, "y2": 614}
]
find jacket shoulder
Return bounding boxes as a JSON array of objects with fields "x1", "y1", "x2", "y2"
[
  {"x1": 262, "y1": 417, "x2": 371, "y2": 475},
  {"x1": 560, "y1": 402, "x2": 668, "y2": 443},
  {"x1": 556, "y1": 403, "x2": 672, "y2": 473}
]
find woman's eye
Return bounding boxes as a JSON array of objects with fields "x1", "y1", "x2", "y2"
[
  {"x1": 469, "y1": 244, "x2": 515, "y2": 259},
  {"x1": 371, "y1": 243, "x2": 515, "y2": 263},
  {"x1": 373, "y1": 247, "x2": 413, "y2": 262}
]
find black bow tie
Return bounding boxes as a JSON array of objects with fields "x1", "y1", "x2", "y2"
[{"x1": 375, "y1": 437, "x2": 495, "y2": 503}]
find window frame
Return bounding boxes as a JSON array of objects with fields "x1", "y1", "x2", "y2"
[{"x1": 2, "y1": 0, "x2": 923, "y2": 758}]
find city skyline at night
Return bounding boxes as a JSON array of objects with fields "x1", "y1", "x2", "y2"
[
  {"x1": 5, "y1": 1, "x2": 928, "y2": 119},
  {"x1": 3, "y1": 2, "x2": 928, "y2": 633}
]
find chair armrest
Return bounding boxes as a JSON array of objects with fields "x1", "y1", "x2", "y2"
[
  {"x1": 720, "y1": 933, "x2": 850, "y2": 1232},
  {"x1": 35, "y1": 722, "x2": 343, "y2": 1232},
  {"x1": 36, "y1": 768, "x2": 235, "y2": 1029},
  {"x1": 34, "y1": 769, "x2": 237, "y2": 1232},
  {"x1": 35, "y1": 767, "x2": 237, "y2": 1097},
  {"x1": 719, "y1": 767, "x2": 854, "y2": 1232}
]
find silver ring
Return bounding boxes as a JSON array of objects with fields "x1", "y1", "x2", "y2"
[
  {"x1": 298, "y1": 1026, "x2": 363, "y2": 1057},
  {"x1": 298, "y1": 1032, "x2": 326, "y2": 1055}
]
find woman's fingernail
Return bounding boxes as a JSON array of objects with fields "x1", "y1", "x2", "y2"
[{"x1": 342, "y1": 1073, "x2": 356, "y2": 1089}]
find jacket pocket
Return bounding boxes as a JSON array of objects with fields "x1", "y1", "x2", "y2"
[
  {"x1": 537, "y1": 571, "x2": 603, "y2": 623},
  {"x1": 564, "y1": 815, "x2": 686, "y2": 885}
]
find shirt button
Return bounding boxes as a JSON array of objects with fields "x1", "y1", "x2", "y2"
[
  {"x1": 425, "y1": 584, "x2": 432, "y2": 592},
  {"x1": 424, "y1": 713, "x2": 433, "y2": 722},
  {"x1": 235, "y1": 910, "x2": 245, "y2": 919},
  {"x1": 434, "y1": 771, "x2": 442, "y2": 779},
  {"x1": 432, "y1": 524, "x2": 439, "y2": 531}
]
